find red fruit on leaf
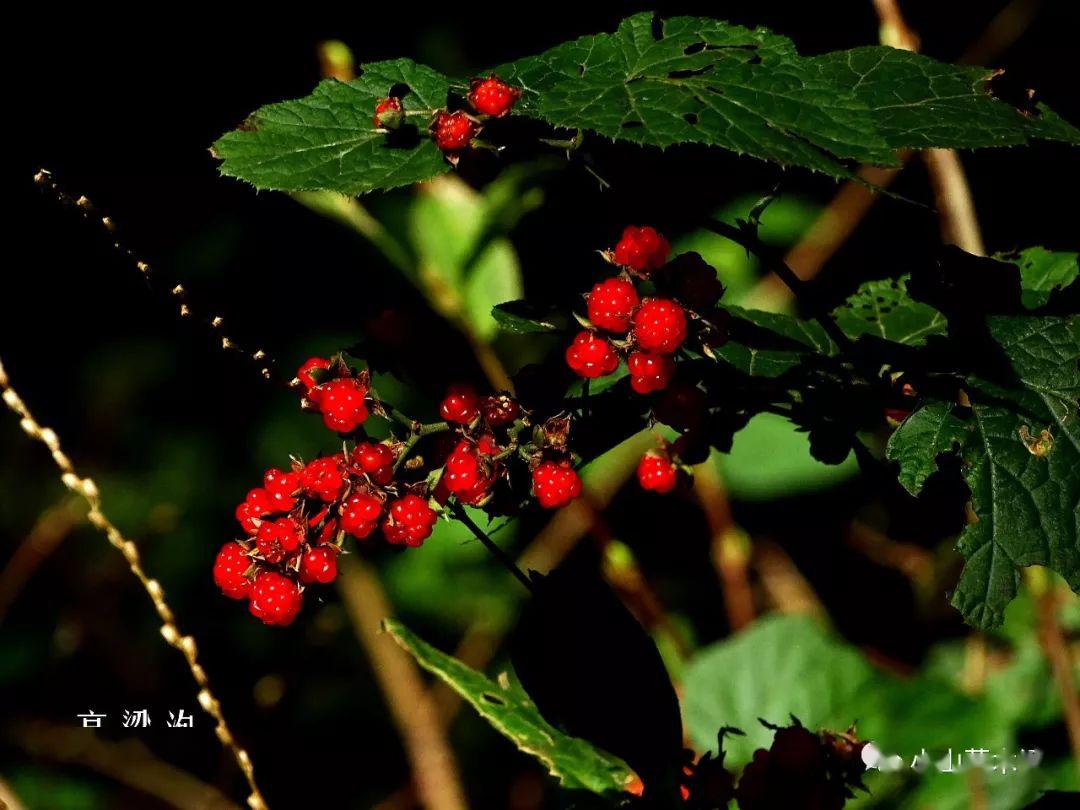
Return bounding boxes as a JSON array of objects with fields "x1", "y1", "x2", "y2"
[
  {"x1": 627, "y1": 351, "x2": 675, "y2": 394},
  {"x1": 248, "y1": 571, "x2": 303, "y2": 627},
  {"x1": 633, "y1": 298, "x2": 687, "y2": 355},
  {"x1": 382, "y1": 494, "x2": 438, "y2": 547},
  {"x1": 565, "y1": 331, "x2": 620, "y2": 379},
  {"x1": 637, "y1": 452, "x2": 679, "y2": 494},
  {"x1": 587, "y1": 277, "x2": 640, "y2": 333},
  {"x1": 468, "y1": 75, "x2": 521, "y2": 117},
  {"x1": 613, "y1": 226, "x2": 670, "y2": 273},
  {"x1": 213, "y1": 542, "x2": 253, "y2": 600},
  {"x1": 433, "y1": 111, "x2": 478, "y2": 151},
  {"x1": 296, "y1": 356, "x2": 331, "y2": 390},
  {"x1": 255, "y1": 517, "x2": 303, "y2": 564},
  {"x1": 340, "y1": 492, "x2": 383, "y2": 539},
  {"x1": 300, "y1": 545, "x2": 338, "y2": 585},
  {"x1": 354, "y1": 441, "x2": 396, "y2": 485},
  {"x1": 373, "y1": 96, "x2": 403, "y2": 129},
  {"x1": 440, "y1": 384, "x2": 480, "y2": 425},
  {"x1": 531, "y1": 460, "x2": 582, "y2": 509},
  {"x1": 311, "y1": 378, "x2": 369, "y2": 433},
  {"x1": 299, "y1": 456, "x2": 345, "y2": 502}
]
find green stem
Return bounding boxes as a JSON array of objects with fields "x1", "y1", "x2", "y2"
[{"x1": 450, "y1": 502, "x2": 535, "y2": 593}]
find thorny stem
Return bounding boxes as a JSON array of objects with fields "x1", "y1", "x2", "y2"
[
  {"x1": 449, "y1": 501, "x2": 536, "y2": 593},
  {"x1": 0, "y1": 358, "x2": 268, "y2": 810}
]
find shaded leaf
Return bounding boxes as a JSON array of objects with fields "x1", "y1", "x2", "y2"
[
  {"x1": 997, "y1": 246, "x2": 1080, "y2": 310},
  {"x1": 886, "y1": 400, "x2": 968, "y2": 496},
  {"x1": 491, "y1": 300, "x2": 562, "y2": 335},
  {"x1": 712, "y1": 305, "x2": 836, "y2": 377},
  {"x1": 833, "y1": 277, "x2": 946, "y2": 346},
  {"x1": 383, "y1": 619, "x2": 633, "y2": 795}
]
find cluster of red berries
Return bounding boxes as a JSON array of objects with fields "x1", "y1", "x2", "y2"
[
  {"x1": 374, "y1": 75, "x2": 521, "y2": 155},
  {"x1": 565, "y1": 226, "x2": 718, "y2": 395}
]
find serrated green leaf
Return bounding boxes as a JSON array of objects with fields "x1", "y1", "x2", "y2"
[
  {"x1": 996, "y1": 247, "x2": 1080, "y2": 310},
  {"x1": 886, "y1": 400, "x2": 968, "y2": 496},
  {"x1": 949, "y1": 315, "x2": 1080, "y2": 629},
  {"x1": 834, "y1": 277, "x2": 947, "y2": 346},
  {"x1": 383, "y1": 619, "x2": 633, "y2": 795},
  {"x1": 491, "y1": 300, "x2": 561, "y2": 334},
  {"x1": 712, "y1": 305, "x2": 836, "y2": 377},
  {"x1": 497, "y1": 13, "x2": 1079, "y2": 179},
  {"x1": 213, "y1": 59, "x2": 451, "y2": 194}
]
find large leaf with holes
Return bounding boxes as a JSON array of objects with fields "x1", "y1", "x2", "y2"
[
  {"x1": 886, "y1": 400, "x2": 968, "y2": 496},
  {"x1": 996, "y1": 246, "x2": 1080, "y2": 310},
  {"x1": 383, "y1": 619, "x2": 632, "y2": 795},
  {"x1": 497, "y1": 13, "x2": 1079, "y2": 178},
  {"x1": 213, "y1": 59, "x2": 452, "y2": 194},
  {"x1": 834, "y1": 277, "x2": 946, "y2": 345}
]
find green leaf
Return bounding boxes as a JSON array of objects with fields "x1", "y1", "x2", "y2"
[
  {"x1": 886, "y1": 400, "x2": 968, "y2": 496},
  {"x1": 498, "y1": 13, "x2": 1079, "y2": 179},
  {"x1": 213, "y1": 59, "x2": 451, "y2": 194},
  {"x1": 383, "y1": 619, "x2": 633, "y2": 795},
  {"x1": 833, "y1": 277, "x2": 947, "y2": 346},
  {"x1": 491, "y1": 300, "x2": 562, "y2": 335},
  {"x1": 997, "y1": 246, "x2": 1080, "y2": 310},
  {"x1": 682, "y1": 615, "x2": 995, "y2": 767},
  {"x1": 712, "y1": 305, "x2": 836, "y2": 377}
]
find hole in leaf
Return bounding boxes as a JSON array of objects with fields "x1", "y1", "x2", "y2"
[
  {"x1": 748, "y1": 54, "x2": 763, "y2": 65},
  {"x1": 684, "y1": 42, "x2": 707, "y2": 55},
  {"x1": 650, "y1": 13, "x2": 664, "y2": 41},
  {"x1": 621, "y1": 120, "x2": 644, "y2": 129},
  {"x1": 388, "y1": 82, "x2": 412, "y2": 99},
  {"x1": 669, "y1": 66, "x2": 713, "y2": 80},
  {"x1": 684, "y1": 112, "x2": 699, "y2": 125},
  {"x1": 578, "y1": 63, "x2": 586, "y2": 77},
  {"x1": 481, "y1": 693, "x2": 506, "y2": 706}
]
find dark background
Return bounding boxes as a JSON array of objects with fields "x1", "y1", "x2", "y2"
[{"x1": 3, "y1": 2, "x2": 1078, "y2": 808}]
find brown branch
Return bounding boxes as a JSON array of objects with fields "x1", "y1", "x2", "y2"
[
  {"x1": 0, "y1": 775, "x2": 27, "y2": 810},
  {"x1": 0, "y1": 359, "x2": 267, "y2": 810},
  {"x1": 337, "y1": 555, "x2": 468, "y2": 810},
  {"x1": 1035, "y1": 584, "x2": 1080, "y2": 769},
  {"x1": 754, "y1": 540, "x2": 827, "y2": 620},
  {"x1": 0, "y1": 498, "x2": 83, "y2": 625},
  {"x1": 693, "y1": 462, "x2": 754, "y2": 631},
  {"x1": 8, "y1": 720, "x2": 239, "y2": 810}
]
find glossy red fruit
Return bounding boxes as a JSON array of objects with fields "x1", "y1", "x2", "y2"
[
  {"x1": 382, "y1": 494, "x2": 438, "y2": 547},
  {"x1": 340, "y1": 492, "x2": 383, "y2": 539},
  {"x1": 627, "y1": 351, "x2": 675, "y2": 394},
  {"x1": 440, "y1": 384, "x2": 480, "y2": 425},
  {"x1": 213, "y1": 542, "x2": 253, "y2": 600},
  {"x1": 310, "y1": 378, "x2": 369, "y2": 433},
  {"x1": 299, "y1": 456, "x2": 345, "y2": 502},
  {"x1": 300, "y1": 546, "x2": 338, "y2": 585},
  {"x1": 373, "y1": 96, "x2": 403, "y2": 129},
  {"x1": 262, "y1": 468, "x2": 299, "y2": 511},
  {"x1": 531, "y1": 460, "x2": 582, "y2": 509},
  {"x1": 637, "y1": 452, "x2": 678, "y2": 494},
  {"x1": 633, "y1": 298, "x2": 687, "y2": 355},
  {"x1": 353, "y1": 441, "x2": 395, "y2": 485},
  {"x1": 468, "y1": 75, "x2": 520, "y2": 117},
  {"x1": 613, "y1": 226, "x2": 670, "y2": 273},
  {"x1": 256, "y1": 517, "x2": 304, "y2": 564},
  {"x1": 296, "y1": 356, "x2": 331, "y2": 390},
  {"x1": 248, "y1": 571, "x2": 303, "y2": 627},
  {"x1": 433, "y1": 111, "x2": 478, "y2": 151},
  {"x1": 480, "y1": 394, "x2": 520, "y2": 427},
  {"x1": 444, "y1": 441, "x2": 482, "y2": 494},
  {"x1": 565, "y1": 331, "x2": 620, "y2": 378},
  {"x1": 235, "y1": 488, "x2": 275, "y2": 535},
  {"x1": 587, "y1": 277, "x2": 640, "y2": 333}
]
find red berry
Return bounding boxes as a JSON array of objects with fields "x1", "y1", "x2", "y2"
[
  {"x1": 299, "y1": 456, "x2": 345, "y2": 502},
  {"x1": 633, "y1": 298, "x2": 687, "y2": 355},
  {"x1": 433, "y1": 111, "x2": 478, "y2": 151},
  {"x1": 353, "y1": 441, "x2": 395, "y2": 485},
  {"x1": 300, "y1": 546, "x2": 338, "y2": 585},
  {"x1": 587, "y1": 277, "x2": 640, "y2": 333},
  {"x1": 262, "y1": 468, "x2": 299, "y2": 511},
  {"x1": 669, "y1": 253, "x2": 725, "y2": 310},
  {"x1": 627, "y1": 351, "x2": 675, "y2": 394},
  {"x1": 444, "y1": 441, "x2": 482, "y2": 494},
  {"x1": 531, "y1": 460, "x2": 582, "y2": 509},
  {"x1": 373, "y1": 96, "x2": 403, "y2": 129},
  {"x1": 480, "y1": 394, "x2": 520, "y2": 427},
  {"x1": 248, "y1": 571, "x2": 303, "y2": 627},
  {"x1": 653, "y1": 382, "x2": 706, "y2": 431},
  {"x1": 613, "y1": 226, "x2": 670, "y2": 273},
  {"x1": 213, "y1": 542, "x2": 252, "y2": 600},
  {"x1": 296, "y1": 356, "x2": 331, "y2": 390},
  {"x1": 311, "y1": 378, "x2": 369, "y2": 433},
  {"x1": 565, "y1": 331, "x2": 620, "y2": 379},
  {"x1": 255, "y1": 517, "x2": 303, "y2": 564},
  {"x1": 439, "y1": 384, "x2": 480, "y2": 425},
  {"x1": 382, "y1": 494, "x2": 438, "y2": 547},
  {"x1": 637, "y1": 452, "x2": 678, "y2": 494},
  {"x1": 468, "y1": 75, "x2": 521, "y2": 117},
  {"x1": 340, "y1": 492, "x2": 383, "y2": 539},
  {"x1": 235, "y1": 488, "x2": 275, "y2": 535}
]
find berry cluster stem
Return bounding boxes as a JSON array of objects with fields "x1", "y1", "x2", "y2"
[
  {"x1": 449, "y1": 501, "x2": 535, "y2": 594},
  {"x1": 0, "y1": 358, "x2": 268, "y2": 810}
]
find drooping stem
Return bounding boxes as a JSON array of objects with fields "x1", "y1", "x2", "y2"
[{"x1": 450, "y1": 501, "x2": 535, "y2": 593}]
